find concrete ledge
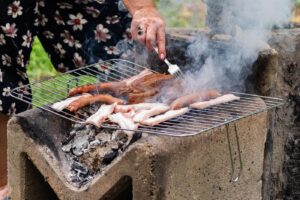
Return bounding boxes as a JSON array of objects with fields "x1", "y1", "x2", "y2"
[{"x1": 7, "y1": 108, "x2": 268, "y2": 200}]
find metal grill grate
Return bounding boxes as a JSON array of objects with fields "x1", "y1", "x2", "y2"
[{"x1": 11, "y1": 59, "x2": 283, "y2": 137}]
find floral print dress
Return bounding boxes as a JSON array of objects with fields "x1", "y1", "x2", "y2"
[{"x1": 0, "y1": 0, "x2": 132, "y2": 115}]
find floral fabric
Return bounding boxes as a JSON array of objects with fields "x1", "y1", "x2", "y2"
[{"x1": 0, "y1": 0, "x2": 132, "y2": 115}]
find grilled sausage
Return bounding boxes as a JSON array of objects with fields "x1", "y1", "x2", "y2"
[
  {"x1": 68, "y1": 81, "x2": 128, "y2": 96},
  {"x1": 67, "y1": 94, "x2": 125, "y2": 112},
  {"x1": 170, "y1": 90, "x2": 221, "y2": 110},
  {"x1": 128, "y1": 89, "x2": 159, "y2": 104},
  {"x1": 190, "y1": 94, "x2": 240, "y2": 109}
]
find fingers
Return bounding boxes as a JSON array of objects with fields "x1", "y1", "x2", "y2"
[
  {"x1": 130, "y1": 20, "x2": 138, "y2": 40},
  {"x1": 130, "y1": 18, "x2": 166, "y2": 60},
  {"x1": 145, "y1": 24, "x2": 157, "y2": 51},
  {"x1": 156, "y1": 26, "x2": 166, "y2": 60}
]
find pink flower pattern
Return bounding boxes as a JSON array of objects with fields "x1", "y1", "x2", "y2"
[
  {"x1": 67, "y1": 13, "x2": 87, "y2": 31},
  {"x1": 8, "y1": 1, "x2": 23, "y2": 18},
  {"x1": 22, "y1": 30, "x2": 32, "y2": 48},
  {"x1": 94, "y1": 24, "x2": 111, "y2": 43},
  {"x1": 1, "y1": 23, "x2": 18, "y2": 38}
]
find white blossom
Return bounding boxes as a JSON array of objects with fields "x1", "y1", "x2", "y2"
[
  {"x1": 67, "y1": 13, "x2": 87, "y2": 31},
  {"x1": 2, "y1": 54, "x2": 12, "y2": 67},
  {"x1": 0, "y1": 34, "x2": 5, "y2": 45},
  {"x1": 8, "y1": 1, "x2": 23, "y2": 18},
  {"x1": 2, "y1": 87, "x2": 11, "y2": 97},
  {"x1": 94, "y1": 24, "x2": 111, "y2": 43},
  {"x1": 22, "y1": 30, "x2": 32, "y2": 48},
  {"x1": 73, "y1": 53, "x2": 85, "y2": 68},
  {"x1": 104, "y1": 46, "x2": 119, "y2": 55},
  {"x1": 1, "y1": 23, "x2": 18, "y2": 38},
  {"x1": 53, "y1": 43, "x2": 66, "y2": 58}
]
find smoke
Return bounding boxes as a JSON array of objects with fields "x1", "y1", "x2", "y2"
[{"x1": 182, "y1": 0, "x2": 293, "y2": 92}]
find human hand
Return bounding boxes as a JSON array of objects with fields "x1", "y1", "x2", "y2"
[{"x1": 130, "y1": 7, "x2": 166, "y2": 60}]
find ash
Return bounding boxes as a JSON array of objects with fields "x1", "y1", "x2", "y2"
[{"x1": 61, "y1": 123, "x2": 141, "y2": 187}]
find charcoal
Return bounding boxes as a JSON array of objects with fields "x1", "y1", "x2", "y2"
[
  {"x1": 96, "y1": 132, "x2": 111, "y2": 144},
  {"x1": 71, "y1": 132, "x2": 89, "y2": 156},
  {"x1": 62, "y1": 143, "x2": 72, "y2": 153},
  {"x1": 89, "y1": 139, "x2": 101, "y2": 149},
  {"x1": 88, "y1": 135, "x2": 96, "y2": 143},
  {"x1": 62, "y1": 134, "x2": 76, "y2": 145},
  {"x1": 111, "y1": 144, "x2": 119, "y2": 151},
  {"x1": 72, "y1": 148, "x2": 84, "y2": 157},
  {"x1": 61, "y1": 121, "x2": 142, "y2": 188},
  {"x1": 102, "y1": 150, "x2": 118, "y2": 165},
  {"x1": 72, "y1": 123, "x2": 86, "y2": 131},
  {"x1": 71, "y1": 162, "x2": 89, "y2": 175},
  {"x1": 112, "y1": 130, "x2": 127, "y2": 141},
  {"x1": 88, "y1": 128, "x2": 96, "y2": 137}
]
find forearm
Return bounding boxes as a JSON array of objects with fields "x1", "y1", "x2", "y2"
[{"x1": 123, "y1": 0, "x2": 155, "y2": 15}]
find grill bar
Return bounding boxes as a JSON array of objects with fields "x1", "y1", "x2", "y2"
[{"x1": 11, "y1": 59, "x2": 283, "y2": 137}]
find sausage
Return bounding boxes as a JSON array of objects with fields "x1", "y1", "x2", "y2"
[
  {"x1": 190, "y1": 94, "x2": 240, "y2": 109},
  {"x1": 170, "y1": 90, "x2": 221, "y2": 110},
  {"x1": 68, "y1": 81, "x2": 129, "y2": 96},
  {"x1": 128, "y1": 89, "x2": 159, "y2": 104},
  {"x1": 67, "y1": 94, "x2": 125, "y2": 112},
  {"x1": 130, "y1": 73, "x2": 174, "y2": 91}
]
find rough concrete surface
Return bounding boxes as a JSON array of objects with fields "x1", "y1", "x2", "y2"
[{"x1": 7, "y1": 106, "x2": 268, "y2": 200}]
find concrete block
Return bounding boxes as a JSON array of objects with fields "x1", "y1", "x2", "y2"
[{"x1": 7, "y1": 107, "x2": 268, "y2": 200}]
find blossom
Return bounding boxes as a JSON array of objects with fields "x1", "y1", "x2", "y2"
[
  {"x1": 94, "y1": 24, "x2": 111, "y2": 43},
  {"x1": 0, "y1": 34, "x2": 6, "y2": 45},
  {"x1": 104, "y1": 46, "x2": 119, "y2": 55},
  {"x1": 2, "y1": 87, "x2": 11, "y2": 97},
  {"x1": 44, "y1": 30, "x2": 54, "y2": 39},
  {"x1": 123, "y1": 28, "x2": 132, "y2": 39},
  {"x1": 2, "y1": 54, "x2": 12, "y2": 67},
  {"x1": 106, "y1": 15, "x2": 119, "y2": 24},
  {"x1": 54, "y1": 11, "x2": 65, "y2": 26},
  {"x1": 73, "y1": 53, "x2": 85, "y2": 68},
  {"x1": 1, "y1": 23, "x2": 18, "y2": 38},
  {"x1": 61, "y1": 30, "x2": 74, "y2": 46},
  {"x1": 17, "y1": 70, "x2": 28, "y2": 80},
  {"x1": 67, "y1": 13, "x2": 87, "y2": 31},
  {"x1": 36, "y1": 0, "x2": 45, "y2": 7},
  {"x1": 22, "y1": 30, "x2": 32, "y2": 48},
  {"x1": 34, "y1": 14, "x2": 48, "y2": 26},
  {"x1": 85, "y1": 6, "x2": 100, "y2": 18},
  {"x1": 17, "y1": 50, "x2": 24, "y2": 67},
  {"x1": 0, "y1": 70, "x2": 3, "y2": 82},
  {"x1": 94, "y1": 0, "x2": 105, "y2": 4},
  {"x1": 17, "y1": 81, "x2": 29, "y2": 98},
  {"x1": 0, "y1": 100, "x2": 3, "y2": 112},
  {"x1": 57, "y1": 2, "x2": 73, "y2": 9},
  {"x1": 53, "y1": 43, "x2": 66, "y2": 58},
  {"x1": 8, "y1": 1, "x2": 23, "y2": 18}
]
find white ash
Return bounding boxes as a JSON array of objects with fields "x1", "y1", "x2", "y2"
[{"x1": 62, "y1": 122, "x2": 141, "y2": 188}]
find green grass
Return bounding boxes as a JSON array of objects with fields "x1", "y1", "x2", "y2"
[{"x1": 27, "y1": 37, "x2": 57, "y2": 82}]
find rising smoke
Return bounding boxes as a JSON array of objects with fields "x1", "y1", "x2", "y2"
[{"x1": 182, "y1": 0, "x2": 293, "y2": 92}]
